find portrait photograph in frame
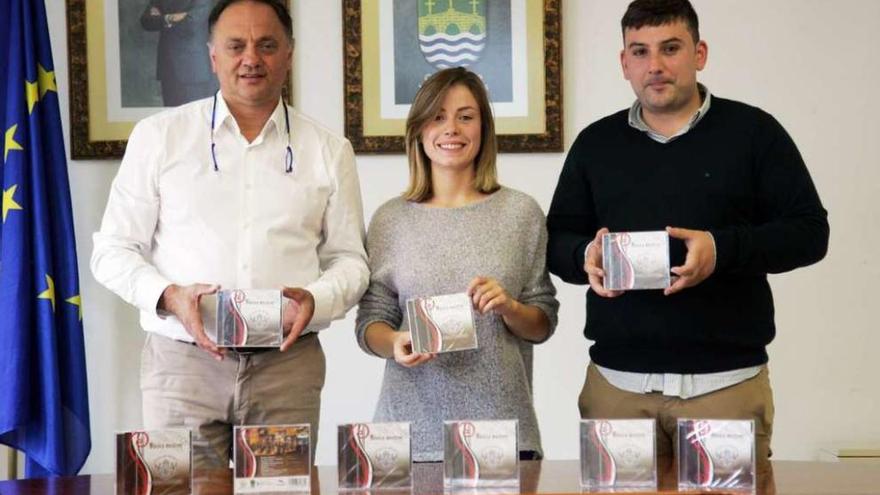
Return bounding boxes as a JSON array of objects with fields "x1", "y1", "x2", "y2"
[
  {"x1": 66, "y1": 0, "x2": 293, "y2": 159},
  {"x1": 343, "y1": 0, "x2": 562, "y2": 153}
]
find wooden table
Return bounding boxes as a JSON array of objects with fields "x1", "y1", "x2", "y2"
[{"x1": 0, "y1": 460, "x2": 877, "y2": 494}]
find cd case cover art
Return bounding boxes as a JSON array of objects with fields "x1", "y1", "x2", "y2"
[
  {"x1": 338, "y1": 422, "x2": 411, "y2": 490},
  {"x1": 216, "y1": 289, "x2": 283, "y2": 347},
  {"x1": 602, "y1": 231, "x2": 671, "y2": 290},
  {"x1": 443, "y1": 419, "x2": 519, "y2": 488},
  {"x1": 579, "y1": 419, "x2": 656, "y2": 490},
  {"x1": 678, "y1": 419, "x2": 756, "y2": 492},
  {"x1": 406, "y1": 292, "x2": 477, "y2": 354},
  {"x1": 234, "y1": 424, "x2": 311, "y2": 493},
  {"x1": 115, "y1": 429, "x2": 191, "y2": 495}
]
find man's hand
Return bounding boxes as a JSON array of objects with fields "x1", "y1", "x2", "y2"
[
  {"x1": 280, "y1": 287, "x2": 315, "y2": 352},
  {"x1": 391, "y1": 331, "x2": 435, "y2": 368},
  {"x1": 159, "y1": 283, "x2": 222, "y2": 359},
  {"x1": 584, "y1": 227, "x2": 622, "y2": 298},
  {"x1": 467, "y1": 276, "x2": 517, "y2": 316},
  {"x1": 665, "y1": 226, "x2": 716, "y2": 295}
]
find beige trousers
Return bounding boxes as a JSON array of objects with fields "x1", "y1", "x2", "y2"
[
  {"x1": 578, "y1": 362, "x2": 774, "y2": 475},
  {"x1": 140, "y1": 332, "x2": 325, "y2": 469}
]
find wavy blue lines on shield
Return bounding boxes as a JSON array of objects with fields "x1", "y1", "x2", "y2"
[{"x1": 420, "y1": 33, "x2": 486, "y2": 69}]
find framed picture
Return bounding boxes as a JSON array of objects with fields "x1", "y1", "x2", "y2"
[
  {"x1": 66, "y1": 0, "x2": 293, "y2": 159},
  {"x1": 342, "y1": 0, "x2": 562, "y2": 153}
]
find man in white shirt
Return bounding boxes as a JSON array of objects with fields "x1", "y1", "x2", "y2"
[{"x1": 92, "y1": 0, "x2": 368, "y2": 468}]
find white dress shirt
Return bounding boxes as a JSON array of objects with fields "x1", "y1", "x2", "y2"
[
  {"x1": 595, "y1": 364, "x2": 762, "y2": 399},
  {"x1": 91, "y1": 93, "x2": 369, "y2": 342}
]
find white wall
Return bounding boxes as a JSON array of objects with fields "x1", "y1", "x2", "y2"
[{"x1": 43, "y1": 0, "x2": 879, "y2": 474}]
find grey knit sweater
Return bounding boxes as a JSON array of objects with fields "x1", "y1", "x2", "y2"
[{"x1": 355, "y1": 187, "x2": 559, "y2": 461}]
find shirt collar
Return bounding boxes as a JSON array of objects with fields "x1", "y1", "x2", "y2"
[
  {"x1": 212, "y1": 91, "x2": 289, "y2": 142},
  {"x1": 628, "y1": 83, "x2": 712, "y2": 143}
]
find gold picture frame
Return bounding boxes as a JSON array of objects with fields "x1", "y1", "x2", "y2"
[
  {"x1": 342, "y1": 0, "x2": 562, "y2": 153},
  {"x1": 66, "y1": 0, "x2": 293, "y2": 159}
]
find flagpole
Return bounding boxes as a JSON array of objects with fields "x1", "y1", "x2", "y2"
[{"x1": 5, "y1": 446, "x2": 18, "y2": 480}]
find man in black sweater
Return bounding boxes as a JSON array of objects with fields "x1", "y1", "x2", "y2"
[{"x1": 547, "y1": 0, "x2": 829, "y2": 472}]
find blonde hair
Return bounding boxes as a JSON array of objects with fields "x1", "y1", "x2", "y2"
[{"x1": 403, "y1": 67, "x2": 500, "y2": 202}]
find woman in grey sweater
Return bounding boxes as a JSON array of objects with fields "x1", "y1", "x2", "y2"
[{"x1": 355, "y1": 68, "x2": 559, "y2": 462}]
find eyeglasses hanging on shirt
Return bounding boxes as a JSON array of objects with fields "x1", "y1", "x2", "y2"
[{"x1": 210, "y1": 94, "x2": 295, "y2": 174}]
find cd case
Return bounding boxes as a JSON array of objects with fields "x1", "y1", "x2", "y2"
[
  {"x1": 602, "y1": 231, "x2": 671, "y2": 290},
  {"x1": 444, "y1": 419, "x2": 519, "y2": 488},
  {"x1": 216, "y1": 289, "x2": 283, "y2": 347},
  {"x1": 678, "y1": 419, "x2": 756, "y2": 492},
  {"x1": 579, "y1": 419, "x2": 656, "y2": 490},
  {"x1": 115, "y1": 429, "x2": 192, "y2": 495},
  {"x1": 338, "y1": 422, "x2": 411, "y2": 490},
  {"x1": 233, "y1": 424, "x2": 311, "y2": 493},
  {"x1": 406, "y1": 292, "x2": 477, "y2": 354}
]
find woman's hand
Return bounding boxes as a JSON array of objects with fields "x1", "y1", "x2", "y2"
[
  {"x1": 466, "y1": 276, "x2": 551, "y2": 343},
  {"x1": 467, "y1": 276, "x2": 519, "y2": 316},
  {"x1": 392, "y1": 331, "x2": 436, "y2": 368}
]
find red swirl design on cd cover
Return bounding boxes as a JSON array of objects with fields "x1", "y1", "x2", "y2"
[
  {"x1": 347, "y1": 424, "x2": 373, "y2": 488},
  {"x1": 129, "y1": 432, "x2": 152, "y2": 495},
  {"x1": 687, "y1": 421, "x2": 714, "y2": 485},
  {"x1": 238, "y1": 428, "x2": 257, "y2": 478},
  {"x1": 416, "y1": 299, "x2": 443, "y2": 352},
  {"x1": 230, "y1": 290, "x2": 248, "y2": 346},
  {"x1": 589, "y1": 421, "x2": 617, "y2": 485},
  {"x1": 453, "y1": 422, "x2": 479, "y2": 483}
]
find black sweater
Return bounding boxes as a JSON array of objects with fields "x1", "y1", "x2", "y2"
[{"x1": 547, "y1": 97, "x2": 829, "y2": 373}]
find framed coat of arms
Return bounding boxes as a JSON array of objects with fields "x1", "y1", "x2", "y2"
[{"x1": 343, "y1": 0, "x2": 562, "y2": 153}]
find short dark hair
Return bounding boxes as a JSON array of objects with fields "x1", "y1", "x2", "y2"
[
  {"x1": 208, "y1": 0, "x2": 293, "y2": 40},
  {"x1": 621, "y1": 0, "x2": 700, "y2": 43}
]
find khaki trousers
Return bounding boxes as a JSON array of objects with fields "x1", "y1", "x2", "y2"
[
  {"x1": 141, "y1": 332, "x2": 325, "y2": 469},
  {"x1": 578, "y1": 363, "x2": 774, "y2": 475}
]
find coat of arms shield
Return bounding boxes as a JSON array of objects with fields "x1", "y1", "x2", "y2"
[{"x1": 418, "y1": 0, "x2": 488, "y2": 70}]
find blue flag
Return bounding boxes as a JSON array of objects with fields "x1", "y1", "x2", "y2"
[{"x1": 0, "y1": 0, "x2": 91, "y2": 478}]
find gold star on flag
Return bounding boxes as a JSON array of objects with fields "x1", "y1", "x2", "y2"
[
  {"x1": 26, "y1": 80, "x2": 39, "y2": 114},
  {"x1": 66, "y1": 295, "x2": 83, "y2": 321},
  {"x1": 4, "y1": 124, "x2": 24, "y2": 163},
  {"x1": 38, "y1": 274, "x2": 56, "y2": 312},
  {"x1": 2, "y1": 184, "x2": 23, "y2": 222},
  {"x1": 38, "y1": 64, "x2": 57, "y2": 98}
]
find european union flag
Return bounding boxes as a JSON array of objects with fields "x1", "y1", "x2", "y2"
[{"x1": 0, "y1": 0, "x2": 91, "y2": 478}]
